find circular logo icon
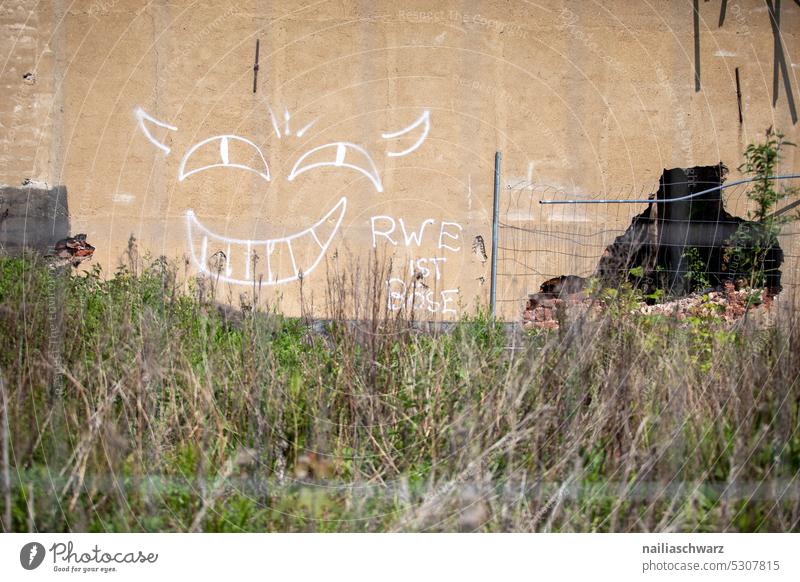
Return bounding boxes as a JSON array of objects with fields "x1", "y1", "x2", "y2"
[{"x1": 19, "y1": 542, "x2": 46, "y2": 570}]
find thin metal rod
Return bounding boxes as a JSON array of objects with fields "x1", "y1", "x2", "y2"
[
  {"x1": 735, "y1": 67, "x2": 743, "y2": 125},
  {"x1": 252, "y1": 39, "x2": 260, "y2": 94},
  {"x1": 490, "y1": 151, "x2": 501, "y2": 319},
  {"x1": 539, "y1": 174, "x2": 800, "y2": 205},
  {"x1": 768, "y1": 195, "x2": 800, "y2": 218},
  {"x1": 693, "y1": 0, "x2": 701, "y2": 92}
]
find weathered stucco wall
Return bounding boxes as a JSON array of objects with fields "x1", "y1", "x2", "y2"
[{"x1": 2, "y1": 0, "x2": 799, "y2": 318}]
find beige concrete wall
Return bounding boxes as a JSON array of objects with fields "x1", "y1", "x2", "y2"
[{"x1": 2, "y1": 0, "x2": 799, "y2": 319}]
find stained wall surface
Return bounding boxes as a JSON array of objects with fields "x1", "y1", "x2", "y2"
[{"x1": 2, "y1": 0, "x2": 799, "y2": 319}]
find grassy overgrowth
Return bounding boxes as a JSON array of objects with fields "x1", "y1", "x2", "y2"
[{"x1": 0, "y1": 252, "x2": 798, "y2": 532}]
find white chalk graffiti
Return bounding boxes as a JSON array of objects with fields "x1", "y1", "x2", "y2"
[
  {"x1": 407, "y1": 256, "x2": 447, "y2": 280},
  {"x1": 268, "y1": 106, "x2": 318, "y2": 139},
  {"x1": 438, "y1": 221, "x2": 463, "y2": 252},
  {"x1": 295, "y1": 118, "x2": 317, "y2": 138},
  {"x1": 268, "y1": 107, "x2": 282, "y2": 139},
  {"x1": 370, "y1": 214, "x2": 464, "y2": 314},
  {"x1": 382, "y1": 110, "x2": 430, "y2": 158},
  {"x1": 134, "y1": 107, "x2": 177, "y2": 154},
  {"x1": 133, "y1": 103, "x2": 440, "y2": 289},
  {"x1": 370, "y1": 215, "x2": 462, "y2": 251},
  {"x1": 386, "y1": 279, "x2": 459, "y2": 314},
  {"x1": 288, "y1": 142, "x2": 384, "y2": 192},
  {"x1": 186, "y1": 197, "x2": 346, "y2": 286},
  {"x1": 178, "y1": 135, "x2": 271, "y2": 182}
]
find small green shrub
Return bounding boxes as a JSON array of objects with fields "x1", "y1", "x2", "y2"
[
  {"x1": 725, "y1": 128, "x2": 798, "y2": 288},
  {"x1": 682, "y1": 247, "x2": 710, "y2": 292}
]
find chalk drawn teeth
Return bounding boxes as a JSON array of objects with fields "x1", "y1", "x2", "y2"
[{"x1": 186, "y1": 197, "x2": 346, "y2": 285}]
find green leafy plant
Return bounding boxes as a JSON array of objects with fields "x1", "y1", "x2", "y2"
[
  {"x1": 628, "y1": 265, "x2": 644, "y2": 279},
  {"x1": 724, "y1": 128, "x2": 798, "y2": 288},
  {"x1": 644, "y1": 287, "x2": 665, "y2": 302},
  {"x1": 682, "y1": 247, "x2": 710, "y2": 292}
]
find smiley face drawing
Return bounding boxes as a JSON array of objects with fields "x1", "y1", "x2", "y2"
[{"x1": 135, "y1": 106, "x2": 431, "y2": 285}]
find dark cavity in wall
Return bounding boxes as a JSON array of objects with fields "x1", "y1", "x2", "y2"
[
  {"x1": 655, "y1": 164, "x2": 748, "y2": 295},
  {"x1": 543, "y1": 164, "x2": 784, "y2": 298},
  {"x1": 0, "y1": 186, "x2": 70, "y2": 253}
]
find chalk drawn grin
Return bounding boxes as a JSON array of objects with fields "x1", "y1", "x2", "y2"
[
  {"x1": 134, "y1": 106, "x2": 431, "y2": 285},
  {"x1": 185, "y1": 198, "x2": 346, "y2": 285}
]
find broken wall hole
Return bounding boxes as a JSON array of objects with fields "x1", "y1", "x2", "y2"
[
  {"x1": 522, "y1": 164, "x2": 788, "y2": 327},
  {"x1": 596, "y1": 163, "x2": 784, "y2": 296}
]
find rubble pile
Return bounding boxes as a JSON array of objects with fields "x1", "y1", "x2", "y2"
[
  {"x1": 48, "y1": 233, "x2": 95, "y2": 268},
  {"x1": 524, "y1": 163, "x2": 784, "y2": 330},
  {"x1": 523, "y1": 280, "x2": 775, "y2": 331},
  {"x1": 637, "y1": 281, "x2": 774, "y2": 322},
  {"x1": 523, "y1": 291, "x2": 590, "y2": 330}
]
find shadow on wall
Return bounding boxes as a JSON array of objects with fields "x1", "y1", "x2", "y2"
[{"x1": 0, "y1": 186, "x2": 70, "y2": 253}]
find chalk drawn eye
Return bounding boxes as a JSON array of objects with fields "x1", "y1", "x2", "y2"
[
  {"x1": 288, "y1": 142, "x2": 383, "y2": 192},
  {"x1": 178, "y1": 135, "x2": 270, "y2": 182}
]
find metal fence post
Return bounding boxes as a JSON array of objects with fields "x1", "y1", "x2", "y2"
[{"x1": 490, "y1": 151, "x2": 501, "y2": 320}]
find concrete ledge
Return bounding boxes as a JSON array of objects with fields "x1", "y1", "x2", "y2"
[{"x1": 0, "y1": 185, "x2": 69, "y2": 253}]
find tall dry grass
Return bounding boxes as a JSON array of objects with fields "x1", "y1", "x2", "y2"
[{"x1": 0, "y1": 249, "x2": 798, "y2": 532}]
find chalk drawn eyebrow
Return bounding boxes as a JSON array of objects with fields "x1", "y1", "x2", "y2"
[
  {"x1": 178, "y1": 135, "x2": 271, "y2": 182},
  {"x1": 269, "y1": 106, "x2": 318, "y2": 139},
  {"x1": 268, "y1": 107, "x2": 282, "y2": 139},
  {"x1": 288, "y1": 142, "x2": 383, "y2": 192},
  {"x1": 134, "y1": 107, "x2": 177, "y2": 154},
  {"x1": 381, "y1": 110, "x2": 431, "y2": 158},
  {"x1": 295, "y1": 118, "x2": 317, "y2": 137}
]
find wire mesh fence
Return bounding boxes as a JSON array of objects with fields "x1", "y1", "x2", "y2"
[{"x1": 495, "y1": 177, "x2": 800, "y2": 314}]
